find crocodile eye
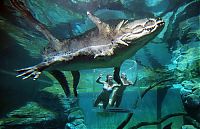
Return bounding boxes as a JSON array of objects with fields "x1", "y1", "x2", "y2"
[
  {"x1": 156, "y1": 18, "x2": 162, "y2": 22},
  {"x1": 144, "y1": 20, "x2": 155, "y2": 27}
]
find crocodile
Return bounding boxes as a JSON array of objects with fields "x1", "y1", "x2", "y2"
[{"x1": 11, "y1": 0, "x2": 165, "y2": 97}]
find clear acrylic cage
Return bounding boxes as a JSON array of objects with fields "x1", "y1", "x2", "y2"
[{"x1": 92, "y1": 59, "x2": 141, "y2": 113}]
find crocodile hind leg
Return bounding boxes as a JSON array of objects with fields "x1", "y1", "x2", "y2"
[
  {"x1": 50, "y1": 70, "x2": 70, "y2": 97},
  {"x1": 71, "y1": 71, "x2": 80, "y2": 97},
  {"x1": 16, "y1": 62, "x2": 50, "y2": 80}
]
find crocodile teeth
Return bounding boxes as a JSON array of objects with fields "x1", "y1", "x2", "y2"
[
  {"x1": 115, "y1": 20, "x2": 125, "y2": 32},
  {"x1": 146, "y1": 26, "x2": 155, "y2": 32},
  {"x1": 158, "y1": 22, "x2": 164, "y2": 26},
  {"x1": 117, "y1": 40, "x2": 129, "y2": 46}
]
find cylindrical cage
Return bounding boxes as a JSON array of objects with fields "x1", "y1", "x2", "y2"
[{"x1": 92, "y1": 59, "x2": 141, "y2": 113}]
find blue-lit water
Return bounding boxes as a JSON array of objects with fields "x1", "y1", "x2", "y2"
[
  {"x1": 79, "y1": 89, "x2": 183, "y2": 129},
  {"x1": 0, "y1": 0, "x2": 199, "y2": 129}
]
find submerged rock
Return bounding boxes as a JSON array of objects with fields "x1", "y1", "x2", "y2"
[
  {"x1": 180, "y1": 80, "x2": 200, "y2": 107},
  {"x1": 179, "y1": 80, "x2": 200, "y2": 124},
  {"x1": 68, "y1": 109, "x2": 84, "y2": 122},
  {"x1": 168, "y1": 42, "x2": 200, "y2": 82},
  {"x1": 0, "y1": 102, "x2": 61, "y2": 129},
  {"x1": 174, "y1": 16, "x2": 200, "y2": 44},
  {"x1": 39, "y1": 84, "x2": 87, "y2": 128},
  {"x1": 184, "y1": 94, "x2": 200, "y2": 108},
  {"x1": 7, "y1": 102, "x2": 56, "y2": 118},
  {"x1": 180, "y1": 88, "x2": 192, "y2": 98},
  {"x1": 169, "y1": 38, "x2": 200, "y2": 125},
  {"x1": 0, "y1": 83, "x2": 88, "y2": 129},
  {"x1": 182, "y1": 125, "x2": 197, "y2": 129},
  {"x1": 65, "y1": 120, "x2": 87, "y2": 129},
  {"x1": 193, "y1": 88, "x2": 200, "y2": 95},
  {"x1": 66, "y1": 106, "x2": 86, "y2": 129},
  {"x1": 181, "y1": 81, "x2": 196, "y2": 90}
]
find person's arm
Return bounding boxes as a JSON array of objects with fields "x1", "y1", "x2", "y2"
[
  {"x1": 121, "y1": 79, "x2": 133, "y2": 86},
  {"x1": 127, "y1": 80, "x2": 133, "y2": 85},
  {"x1": 112, "y1": 84, "x2": 120, "y2": 88},
  {"x1": 96, "y1": 74, "x2": 105, "y2": 84}
]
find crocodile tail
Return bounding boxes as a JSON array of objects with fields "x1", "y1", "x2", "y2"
[{"x1": 10, "y1": 0, "x2": 62, "y2": 51}]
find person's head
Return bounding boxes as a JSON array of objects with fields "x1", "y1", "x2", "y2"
[
  {"x1": 106, "y1": 74, "x2": 113, "y2": 83},
  {"x1": 121, "y1": 73, "x2": 127, "y2": 79}
]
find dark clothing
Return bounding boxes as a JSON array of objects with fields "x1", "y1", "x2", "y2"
[
  {"x1": 94, "y1": 89, "x2": 112, "y2": 109},
  {"x1": 110, "y1": 93, "x2": 123, "y2": 107},
  {"x1": 110, "y1": 85, "x2": 127, "y2": 107}
]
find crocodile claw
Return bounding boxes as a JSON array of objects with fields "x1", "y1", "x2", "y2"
[{"x1": 16, "y1": 66, "x2": 42, "y2": 80}]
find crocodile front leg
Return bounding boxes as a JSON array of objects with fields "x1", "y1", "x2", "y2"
[
  {"x1": 16, "y1": 61, "x2": 51, "y2": 80},
  {"x1": 87, "y1": 11, "x2": 113, "y2": 37}
]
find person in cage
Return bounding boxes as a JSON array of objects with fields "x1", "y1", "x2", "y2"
[
  {"x1": 110, "y1": 73, "x2": 134, "y2": 107},
  {"x1": 94, "y1": 74, "x2": 119, "y2": 109}
]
